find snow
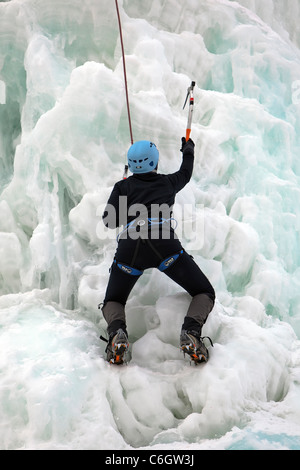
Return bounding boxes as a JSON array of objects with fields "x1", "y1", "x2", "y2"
[{"x1": 0, "y1": 0, "x2": 300, "y2": 450}]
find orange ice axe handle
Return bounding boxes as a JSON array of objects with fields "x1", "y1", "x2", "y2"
[{"x1": 183, "y1": 81, "x2": 195, "y2": 141}]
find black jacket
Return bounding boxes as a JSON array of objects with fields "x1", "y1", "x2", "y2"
[{"x1": 103, "y1": 140, "x2": 194, "y2": 229}]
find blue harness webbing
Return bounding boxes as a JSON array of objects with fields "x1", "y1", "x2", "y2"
[
  {"x1": 114, "y1": 260, "x2": 143, "y2": 276},
  {"x1": 114, "y1": 249, "x2": 184, "y2": 276},
  {"x1": 116, "y1": 217, "x2": 177, "y2": 242},
  {"x1": 114, "y1": 216, "x2": 183, "y2": 276},
  {"x1": 158, "y1": 250, "x2": 184, "y2": 272}
]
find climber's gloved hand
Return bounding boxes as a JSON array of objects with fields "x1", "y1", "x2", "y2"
[{"x1": 180, "y1": 137, "x2": 195, "y2": 152}]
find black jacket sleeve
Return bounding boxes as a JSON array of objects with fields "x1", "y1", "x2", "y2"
[
  {"x1": 102, "y1": 182, "x2": 122, "y2": 228},
  {"x1": 167, "y1": 139, "x2": 194, "y2": 192}
]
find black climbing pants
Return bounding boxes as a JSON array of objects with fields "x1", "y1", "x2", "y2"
[{"x1": 102, "y1": 237, "x2": 215, "y2": 336}]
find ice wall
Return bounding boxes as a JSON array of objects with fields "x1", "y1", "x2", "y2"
[
  {"x1": 1, "y1": 0, "x2": 300, "y2": 450},
  {"x1": 232, "y1": 0, "x2": 300, "y2": 48}
]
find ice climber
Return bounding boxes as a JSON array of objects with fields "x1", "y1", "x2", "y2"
[{"x1": 100, "y1": 138, "x2": 215, "y2": 364}]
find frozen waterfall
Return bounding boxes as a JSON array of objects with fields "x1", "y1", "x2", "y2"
[{"x1": 1, "y1": 0, "x2": 300, "y2": 451}]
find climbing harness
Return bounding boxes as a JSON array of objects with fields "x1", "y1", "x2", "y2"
[
  {"x1": 114, "y1": 247, "x2": 184, "y2": 277},
  {"x1": 116, "y1": 216, "x2": 178, "y2": 242},
  {"x1": 183, "y1": 81, "x2": 196, "y2": 141},
  {"x1": 114, "y1": 260, "x2": 144, "y2": 277},
  {"x1": 114, "y1": 221, "x2": 184, "y2": 278},
  {"x1": 158, "y1": 250, "x2": 184, "y2": 272},
  {"x1": 115, "y1": 0, "x2": 133, "y2": 179}
]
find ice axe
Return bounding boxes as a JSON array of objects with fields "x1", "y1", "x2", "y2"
[{"x1": 183, "y1": 81, "x2": 195, "y2": 141}]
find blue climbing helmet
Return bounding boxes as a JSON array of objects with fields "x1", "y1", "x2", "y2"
[{"x1": 127, "y1": 140, "x2": 159, "y2": 174}]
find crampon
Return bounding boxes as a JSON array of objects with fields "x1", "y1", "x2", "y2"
[
  {"x1": 180, "y1": 330, "x2": 213, "y2": 365},
  {"x1": 100, "y1": 329, "x2": 129, "y2": 365}
]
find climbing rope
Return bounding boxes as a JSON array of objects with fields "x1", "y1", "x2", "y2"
[
  {"x1": 115, "y1": 1, "x2": 195, "y2": 179},
  {"x1": 115, "y1": 0, "x2": 133, "y2": 178}
]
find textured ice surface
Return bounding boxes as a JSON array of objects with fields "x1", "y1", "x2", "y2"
[{"x1": 0, "y1": 0, "x2": 300, "y2": 450}]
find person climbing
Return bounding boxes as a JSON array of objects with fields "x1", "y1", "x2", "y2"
[{"x1": 100, "y1": 137, "x2": 215, "y2": 365}]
